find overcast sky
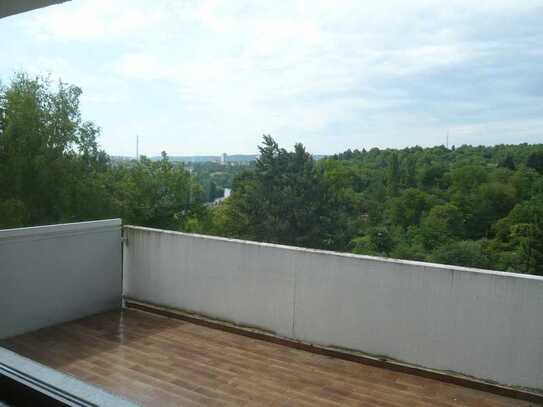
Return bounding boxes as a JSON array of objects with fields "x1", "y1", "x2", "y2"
[{"x1": 1, "y1": 0, "x2": 542, "y2": 156}]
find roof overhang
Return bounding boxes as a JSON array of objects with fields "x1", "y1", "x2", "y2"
[{"x1": 0, "y1": 0, "x2": 70, "y2": 19}]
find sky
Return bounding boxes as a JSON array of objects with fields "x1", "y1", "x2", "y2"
[{"x1": 1, "y1": 0, "x2": 542, "y2": 156}]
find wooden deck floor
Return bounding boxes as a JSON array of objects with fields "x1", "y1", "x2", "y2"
[{"x1": 2, "y1": 309, "x2": 536, "y2": 406}]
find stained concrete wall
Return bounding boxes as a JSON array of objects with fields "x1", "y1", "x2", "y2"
[
  {"x1": 123, "y1": 226, "x2": 295, "y2": 336},
  {"x1": 123, "y1": 225, "x2": 543, "y2": 391},
  {"x1": 0, "y1": 219, "x2": 122, "y2": 339}
]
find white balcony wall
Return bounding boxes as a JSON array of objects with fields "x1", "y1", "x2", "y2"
[
  {"x1": 0, "y1": 219, "x2": 122, "y2": 338},
  {"x1": 123, "y1": 225, "x2": 543, "y2": 392},
  {"x1": 123, "y1": 225, "x2": 295, "y2": 337}
]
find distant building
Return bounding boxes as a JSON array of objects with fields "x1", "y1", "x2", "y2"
[{"x1": 220, "y1": 153, "x2": 227, "y2": 165}]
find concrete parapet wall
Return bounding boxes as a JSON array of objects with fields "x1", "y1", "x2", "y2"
[
  {"x1": 0, "y1": 219, "x2": 122, "y2": 338},
  {"x1": 123, "y1": 225, "x2": 543, "y2": 391}
]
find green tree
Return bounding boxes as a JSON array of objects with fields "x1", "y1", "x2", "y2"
[
  {"x1": 430, "y1": 240, "x2": 491, "y2": 269},
  {"x1": 468, "y1": 182, "x2": 517, "y2": 237},
  {"x1": 221, "y1": 136, "x2": 339, "y2": 249},
  {"x1": 352, "y1": 226, "x2": 395, "y2": 256},
  {"x1": 111, "y1": 153, "x2": 200, "y2": 229},
  {"x1": 208, "y1": 181, "x2": 218, "y2": 201},
  {"x1": 527, "y1": 151, "x2": 543, "y2": 174},
  {"x1": 0, "y1": 199, "x2": 27, "y2": 228},
  {"x1": 450, "y1": 165, "x2": 487, "y2": 194},
  {"x1": 387, "y1": 188, "x2": 437, "y2": 229},
  {"x1": 420, "y1": 204, "x2": 464, "y2": 249},
  {"x1": 387, "y1": 153, "x2": 400, "y2": 196},
  {"x1": 492, "y1": 197, "x2": 543, "y2": 274},
  {"x1": 0, "y1": 73, "x2": 111, "y2": 226},
  {"x1": 402, "y1": 155, "x2": 417, "y2": 188},
  {"x1": 498, "y1": 155, "x2": 515, "y2": 170}
]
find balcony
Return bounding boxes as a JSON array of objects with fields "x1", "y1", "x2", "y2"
[{"x1": 1, "y1": 219, "x2": 542, "y2": 406}]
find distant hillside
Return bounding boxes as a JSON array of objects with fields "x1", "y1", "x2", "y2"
[
  {"x1": 151, "y1": 154, "x2": 258, "y2": 163},
  {"x1": 167, "y1": 155, "x2": 222, "y2": 163},
  {"x1": 166, "y1": 154, "x2": 326, "y2": 162},
  {"x1": 112, "y1": 154, "x2": 326, "y2": 163}
]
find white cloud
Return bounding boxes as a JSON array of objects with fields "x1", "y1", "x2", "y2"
[
  {"x1": 8, "y1": 0, "x2": 543, "y2": 155},
  {"x1": 112, "y1": 53, "x2": 173, "y2": 81},
  {"x1": 22, "y1": 0, "x2": 163, "y2": 42}
]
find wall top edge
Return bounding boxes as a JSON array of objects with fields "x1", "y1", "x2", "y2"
[
  {"x1": 123, "y1": 224, "x2": 543, "y2": 282},
  {"x1": 0, "y1": 219, "x2": 121, "y2": 241}
]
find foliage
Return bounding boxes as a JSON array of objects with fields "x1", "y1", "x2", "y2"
[
  {"x1": 419, "y1": 204, "x2": 464, "y2": 249},
  {"x1": 187, "y1": 160, "x2": 254, "y2": 202},
  {"x1": 203, "y1": 138, "x2": 543, "y2": 275},
  {"x1": 106, "y1": 152, "x2": 203, "y2": 229},
  {"x1": 2, "y1": 72, "x2": 543, "y2": 275},
  {"x1": 429, "y1": 240, "x2": 491, "y2": 269},
  {"x1": 0, "y1": 74, "x2": 200, "y2": 230},
  {"x1": 209, "y1": 135, "x2": 343, "y2": 249},
  {"x1": 0, "y1": 73, "x2": 108, "y2": 226}
]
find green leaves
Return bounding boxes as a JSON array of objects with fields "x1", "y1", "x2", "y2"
[
  {"x1": 217, "y1": 136, "x2": 341, "y2": 249},
  {"x1": 2, "y1": 71, "x2": 543, "y2": 275},
  {"x1": 386, "y1": 188, "x2": 438, "y2": 229},
  {"x1": 0, "y1": 73, "x2": 199, "y2": 230},
  {"x1": 0, "y1": 73, "x2": 109, "y2": 225},
  {"x1": 430, "y1": 240, "x2": 492, "y2": 269},
  {"x1": 420, "y1": 204, "x2": 464, "y2": 249}
]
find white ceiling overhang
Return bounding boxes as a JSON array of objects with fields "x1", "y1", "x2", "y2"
[{"x1": 0, "y1": 0, "x2": 70, "y2": 19}]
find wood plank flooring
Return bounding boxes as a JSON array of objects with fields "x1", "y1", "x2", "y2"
[{"x1": 1, "y1": 309, "x2": 537, "y2": 406}]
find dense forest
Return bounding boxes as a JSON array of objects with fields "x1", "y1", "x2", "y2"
[
  {"x1": 1, "y1": 74, "x2": 542, "y2": 275},
  {"x1": 195, "y1": 137, "x2": 543, "y2": 275}
]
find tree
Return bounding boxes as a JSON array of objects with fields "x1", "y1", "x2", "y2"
[
  {"x1": 498, "y1": 155, "x2": 516, "y2": 170},
  {"x1": 0, "y1": 72, "x2": 202, "y2": 230},
  {"x1": 0, "y1": 73, "x2": 111, "y2": 226},
  {"x1": 110, "y1": 153, "x2": 200, "y2": 229},
  {"x1": 418, "y1": 163, "x2": 447, "y2": 190},
  {"x1": 0, "y1": 199, "x2": 27, "y2": 228},
  {"x1": 527, "y1": 151, "x2": 543, "y2": 174},
  {"x1": 387, "y1": 153, "x2": 400, "y2": 196},
  {"x1": 430, "y1": 240, "x2": 491, "y2": 269},
  {"x1": 387, "y1": 188, "x2": 437, "y2": 229},
  {"x1": 420, "y1": 204, "x2": 464, "y2": 249},
  {"x1": 450, "y1": 165, "x2": 487, "y2": 194},
  {"x1": 402, "y1": 155, "x2": 417, "y2": 188},
  {"x1": 492, "y1": 197, "x2": 543, "y2": 274},
  {"x1": 511, "y1": 167, "x2": 543, "y2": 201},
  {"x1": 219, "y1": 136, "x2": 339, "y2": 249},
  {"x1": 208, "y1": 181, "x2": 218, "y2": 201},
  {"x1": 468, "y1": 182, "x2": 517, "y2": 237},
  {"x1": 352, "y1": 226, "x2": 394, "y2": 256},
  {"x1": 511, "y1": 223, "x2": 543, "y2": 275}
]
